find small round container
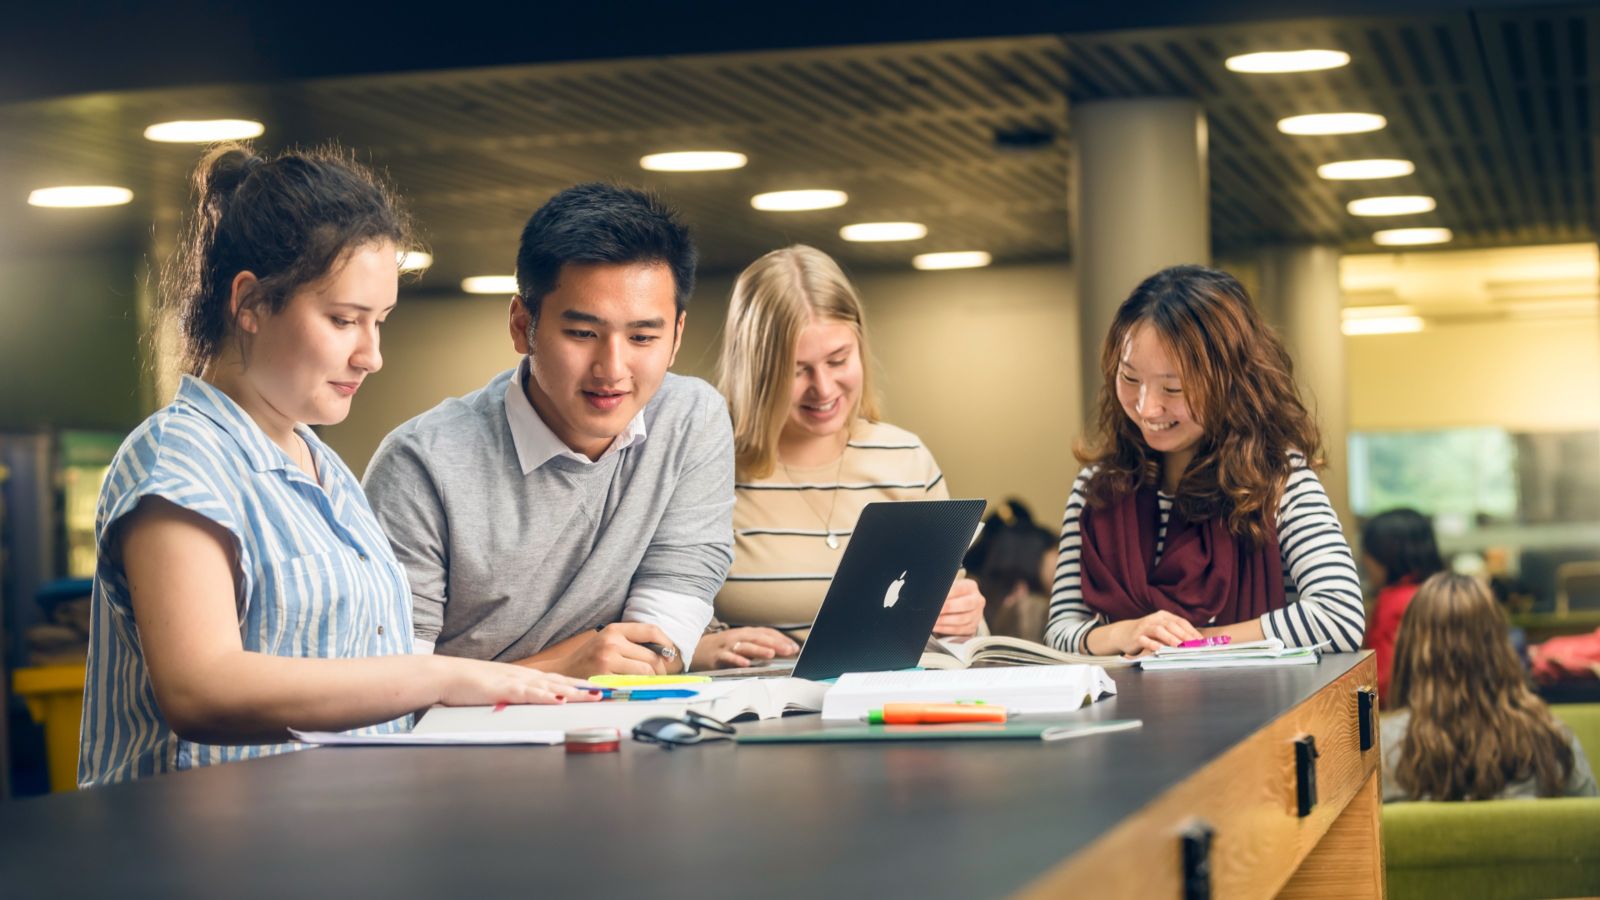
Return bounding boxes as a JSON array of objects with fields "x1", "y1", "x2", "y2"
[{"x1": 564, "y1": 727, "x2": 621, "y2": 754}]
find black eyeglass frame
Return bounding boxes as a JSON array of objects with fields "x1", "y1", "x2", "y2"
[{"x1": 630, "y1": 710, "x2": 736, "y2": 749}]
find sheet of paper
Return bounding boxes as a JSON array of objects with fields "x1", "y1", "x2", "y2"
[{"x1": 290, "y1": 728, "x2": 564, "y2": 746}]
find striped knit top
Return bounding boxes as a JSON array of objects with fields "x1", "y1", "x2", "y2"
[
  {"x1": 1045, "y1": 456, "x2": 1365, "y2": 654},
  {"x1": 714, "y1": 420, "x2": 948, "y2": 627},
  {"x1": 79, "y1": 376, "x2": 413, "y2": 787}
]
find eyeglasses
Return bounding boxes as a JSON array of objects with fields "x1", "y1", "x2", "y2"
[{"x1": 630, "y1": 710, "x2": 736, "y2": 750}]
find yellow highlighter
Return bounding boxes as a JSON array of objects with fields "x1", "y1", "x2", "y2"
[{"x1": 588, "y1": 674, "x2": 713, "y2": 688}]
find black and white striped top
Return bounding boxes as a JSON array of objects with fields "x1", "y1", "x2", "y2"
[{"x1": 1045, "y1": 456, "x2": 1365, "y2": 654}]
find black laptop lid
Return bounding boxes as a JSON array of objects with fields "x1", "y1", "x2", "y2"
[{"x1": 791, "y1": 499, "x2": 985, "y2": 680}]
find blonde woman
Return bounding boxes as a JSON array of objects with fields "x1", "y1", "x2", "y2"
[{"x1": 691, "y1": 245, "x2": 983, "y2": 670}]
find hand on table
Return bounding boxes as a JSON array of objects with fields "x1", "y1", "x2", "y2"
[
  {"x1": 691, "y1": 627, "x2": 800, "y2": 670},
  {"x1": 1087, "y1": 610, "x2": 1202, "y2": 657}
]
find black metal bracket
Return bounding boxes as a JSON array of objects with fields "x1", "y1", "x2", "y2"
[
  {"x1": 1295, "y1": 735, "x2": 1320, "y2": 817},
  {"x1": 1357, "y1": 688, "x2": 1377, "y2": 752},
  {"x1": 1180, "y1": 819, "x2": 1215, "y2": 900}
]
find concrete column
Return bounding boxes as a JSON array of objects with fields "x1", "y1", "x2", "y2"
[
  {"x1": 1074, "y1": 98, "x2": 1210, "y2": 423},
  {"x1": 1256, "y1": 244, "x2": 1352, "y2": 531}
]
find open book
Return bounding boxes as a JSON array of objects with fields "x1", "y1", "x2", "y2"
[
  {"x1": 919, "y1": 635, "x2": 1136, "y2": 670},
  {"x1": 412, "y1": 677, "x2": 827, "y2": 736}
]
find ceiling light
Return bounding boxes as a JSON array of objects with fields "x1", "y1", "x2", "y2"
[
  {"x1": 461, "y1": 275, "x2": 518, "y2": 295},
  {"x1": 1341, "y1": 316, "x2": 1424, "y2": 336},
  {"x1": 143, "y1": 119, "x2": 266, "y2": 143},
  {"x1": 639, "y1": 151, "x2": 747, "y2": 172},
  {"x1": 27, "y1": 186, "x2": 133, "y2": 208},
  {"x1": 751, "y1": 189, "x2": 848, "y2": 211},
  {"x1": 1277, "y1": 113, "x2": 1387, "y2": 135},
  {"x1": 1225, "y1": 50, "x2": 1350, "y2": 74},
  {"x1": 1347, "y1": 196, "x2": 1437, "y2": 216},
  {"x1": 1343, "y1": 304, "x2": 1417, "y2": 319},
  {"x1": 1318, "y1": 159, "x2": 1415, "y2": 180},
  {"x1": 839, "y1": 222, "x2": 927, "y2": 242},
  {"x1": 397, "y1": 251, "x2": 432, "y2": 272},
  {"x1": 912, "y1": 251, "x2": 992, "y2": 270},
  {"x1": 1372, "y1": 227, "x2": 1453, "y2": 247}
]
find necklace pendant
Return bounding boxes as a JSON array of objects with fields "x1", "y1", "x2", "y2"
[{"x1": 825, "y1": 532, "x2": 840, "y2": 550}]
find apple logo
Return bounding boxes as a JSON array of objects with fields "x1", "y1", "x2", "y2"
[{"x1": 883, "y1": 570, "x2": 908, "y2": 608}]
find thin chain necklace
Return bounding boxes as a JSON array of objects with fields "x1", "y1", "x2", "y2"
[{"x1": 781, "y1": 442, "x2": 848, "y2": 549}]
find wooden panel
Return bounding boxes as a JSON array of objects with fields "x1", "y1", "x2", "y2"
[
  {"x1": 1017, "y1": 655, "x2": 1380, "y2": 900},
  {"x1": 1278, "y1": 773, "x2": 1386, "y2": 900}
]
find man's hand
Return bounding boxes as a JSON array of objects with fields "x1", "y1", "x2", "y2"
[{"x1": 534, "y1": 623, "x2": 680, "y2": 677}]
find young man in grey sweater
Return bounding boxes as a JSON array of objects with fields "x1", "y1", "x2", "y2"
[{"x1": 364, "y1": 184, "x2": 733, "y2": 677}]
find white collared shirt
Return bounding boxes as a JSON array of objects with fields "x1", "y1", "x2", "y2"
[{"x1": 504, "y1": 358, "x2": 647, "y2": 473}]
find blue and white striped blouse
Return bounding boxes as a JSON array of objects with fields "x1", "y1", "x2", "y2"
[{"x1": 79, "y1": 376, "x2": 413, "y2": 787}]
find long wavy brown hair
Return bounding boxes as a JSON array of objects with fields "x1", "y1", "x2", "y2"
[
  {"x1": 1078, "y1": 265, "x2": 1321, "y2": 545},
  {"x1": 1389, "y1": 572, "x2": 1575, "y2": 800}
]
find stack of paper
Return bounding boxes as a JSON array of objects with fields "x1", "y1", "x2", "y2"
[
  {"x1": 1138, "y1": 637, "x2": 1323, "y2": 670},
  {"x1": 819, "y1": 665, "x2": 1117, "y2": 721}
]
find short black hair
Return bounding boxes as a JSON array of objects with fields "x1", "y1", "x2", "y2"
[
  {"x1": 514, "y1": 182, "x2": 696, "y2": 323},
  {"x1": 1361, "y1": 508, "x2": 1444, "y2": 587}
]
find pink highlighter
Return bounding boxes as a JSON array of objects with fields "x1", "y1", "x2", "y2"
[{"x1": 1178, "y1": 635, "x2": 1231, "y2": 649}]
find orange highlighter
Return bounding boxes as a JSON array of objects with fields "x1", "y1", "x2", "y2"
[{"x1": 865, "y1": 703, "x2": 1008, "y2": 725}]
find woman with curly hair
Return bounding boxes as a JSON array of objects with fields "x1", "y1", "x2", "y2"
[
  {"x1": 1384, "y1": 572, "x2": 1595, "y2": 801},
  {"x1": 1045, "y1": 265, "x2": 1365, "y2": 657}
]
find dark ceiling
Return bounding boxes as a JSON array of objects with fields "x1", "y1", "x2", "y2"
[{"x1": 0, "y1": 2, "x2": 1595, "y2": 291}]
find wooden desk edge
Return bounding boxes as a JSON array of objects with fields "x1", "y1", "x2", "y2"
[{"x1": 1016, "y1": 654, "x2": 1381, "y2": 900}]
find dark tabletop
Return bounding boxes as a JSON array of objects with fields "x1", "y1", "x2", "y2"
[{"x1": 0, "y1": 655, "x2": 1366, "y2": 900}]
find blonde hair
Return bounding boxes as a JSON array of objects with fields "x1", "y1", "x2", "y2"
[{"x1": 717, "y1": 245, "x2": 881, "y2": 480}]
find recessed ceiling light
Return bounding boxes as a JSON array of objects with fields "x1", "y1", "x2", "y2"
[
  {"x1": 1347, "y1": 196, "x2": 1437, "y2": 216},
  {"x1": 1277, "y1": 113, "x2": 1387, "y2": 135},
  {"x1": 912, "y1": 251, "x2": 992, "y2": 270},
  {"x1": 143, "y1": 119, "x2": 266, "y2": 143},
  {"x1": 639, "y1": 151, "x2": 747, "y2": 172},
  {"x1": 1225, "y1": 50, "x2": 1350, "y2": 74},
  {"x1": 27, "y1": 186, "x2": 133, "y2": 208},
  {"x1": 839, "y1": 222, "x2": 927, "y2": 242},
  {"x1": 1341, "y1": 316, "x2": 1424, "y2": 335},
  {"x1": 397, "y1": 250, "x2": 432, "y2": 272},
  {"x1": 1318, "y1": 159, "x2": 1415, "y2": 180},
  {"x1": 461, "y1": 275, "x2": 518, "y2": 294},
  {"x1": 751, "y1": 189, "x2": 848, "y2": 211},
  {"x1": 1372, "y1": 227, "x2": 1453, "y2": 247},
  {"x1": 1343, "y1": 304, "x2": 1418, "y2": 319}
]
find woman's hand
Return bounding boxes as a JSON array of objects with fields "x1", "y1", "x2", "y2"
[
  {"x1": 933, "y1": 578, "x2": 986, "y2": 637},
  {"x1": 1086, "y1": 610, "x2": 1202, "y2": 657},
  {"x1": 432, "y1": 657, "x2": 601, "y2": 706},
  {"x1": 690, "y1": 627, "x2": 800, "y2": 670}
]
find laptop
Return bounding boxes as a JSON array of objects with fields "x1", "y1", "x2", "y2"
[{"x1": 702, "y1": 498, "x2": 986, "y2": 681}]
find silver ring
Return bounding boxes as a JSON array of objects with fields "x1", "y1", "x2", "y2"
[{"x1": 733, "y1": 641, "x2": 742, "y2": 654}]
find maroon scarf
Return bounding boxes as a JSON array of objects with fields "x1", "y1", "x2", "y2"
[{"x1": 1079, "y1": 486, "x2": 1285, "y2": 626}]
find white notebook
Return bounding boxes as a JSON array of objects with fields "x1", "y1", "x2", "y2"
[
  {"x1": 1138, "y1": 638, "x2": 1326, "y2": 670},
  {"x1": 820, "y1": 665, "x2": 1117, "y2": 721}
]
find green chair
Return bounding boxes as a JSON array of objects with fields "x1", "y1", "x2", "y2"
[{"x1": 1382, "y1": 704, "x2": 1600, "y2": 900}]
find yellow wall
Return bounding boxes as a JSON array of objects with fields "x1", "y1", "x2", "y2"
[
  {"x1": 1345, "y1": 315, "x2": 1600, "y2": 432},
  {"x1": 318, "y1": 261, "x2": 1083, "y2": 524}
]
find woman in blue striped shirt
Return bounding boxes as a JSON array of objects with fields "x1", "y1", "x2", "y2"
[{"x1": 80, "y1": 145, "x2": 593, "y2": 786}]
